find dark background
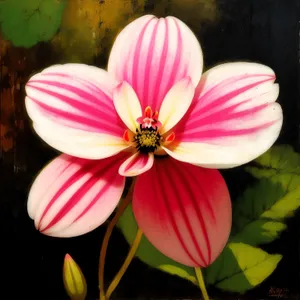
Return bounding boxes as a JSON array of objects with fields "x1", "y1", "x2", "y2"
[{"x1": 1, "y1": 0, "x2": 300, "y2": 299}]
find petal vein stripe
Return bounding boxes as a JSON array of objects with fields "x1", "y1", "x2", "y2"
[
  {"x1": 153, "y1": 163, "x2": 203, "y2": 266},
  {"x1": 161, "y1": 165, "x2": 208, "y2": 265},
  {"x1": 108, "y1": 15, "x2": 202, "y2": 112},
  {"x1": 43, "y1": 72, "x2": 115, "y2": 103},
  {"x1": 142, "y1": 19, "x2": 160, "y2": 108},
  {"x1": 181, "y1": 77, "x2": 274, "y2": 133},
  {"x1": 151, "y1": 19, "x2": 169, "y2": 111},
  {"x1": 27, "y1": 85, "x2": 122, "y2": 135},
  {"x1": 28, "y1": 79, "x2": 116, "y2": 114},
  {"x1": 38, "y1": 154, "x2": 125, "y2": 232},
  {"x1": 28, "y1": 96, "x2": 120, "y2": 135},
  {"x1": 194, "y1": 74, "x2": 274, "y2": 112},
  {"x1": 130, "y1": 17, "x2": 155, "y2": 87}
]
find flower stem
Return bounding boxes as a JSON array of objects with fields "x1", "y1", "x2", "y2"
[
  {"x1": 194, "y1": 267, "x2": 209, "y2": 300},
  {"x1": 106, "y1": 228, "x2": 143, "y2": 299},
  {"x1": 98, "y1": 180, "x2": 135, "y2": 300}
]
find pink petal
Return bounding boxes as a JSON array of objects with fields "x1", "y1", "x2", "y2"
[
  {"x1": 25, "y1": 64, "x2": 128, "y2": 159},
  {"x1": 28, "y1": 153, "x2": 127, "y2": 237},
  {"x1": 113, "y1": 82, "x2": 142, "y2": 132},
  {"x1": 119, "y1": 152, "x2": 154, "y2": 177},
  {"x1": 158, "y1": 77, "x2": 195, "y2": 134},
  {"x1": 133, "y1": 158, "x2": 231, "y2": 267},
  {"x1": 167, "y1": 62, "x2": 283, "y2": 168},
  {"x1": 108, "y1": 15, "x2": 203, "y2": 111}
]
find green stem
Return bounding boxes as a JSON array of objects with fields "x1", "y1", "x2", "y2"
[
  {"x1": 98, "y1": 181, "x2": 135, "y2": 300},
  {"x1": 106, "y1": 228, "x2": 143, "y2": 299},
  {"x1": 195, "y1": 267, "x2": 210, "y2": 300}
]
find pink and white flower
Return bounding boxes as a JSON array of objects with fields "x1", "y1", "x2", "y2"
[{"x1": 25, "y1": 15, "x2": 282, "y2": 267}]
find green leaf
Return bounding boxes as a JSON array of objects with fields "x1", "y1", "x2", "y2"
[
  {"x1": 235, "y1": 145, "x2": 300, "y2": 246},
  {"x1": 231, "y1": 178, "x2": 300, "y2": 245},
  {"x1": 231, "y1": 220, "x2": 286, "y2": 245},
  {"x1": 118, "y1": 203, "x2": 282, "y2": 293},
  {"x1": 206, "y1": 243, "x2": 282, "y2": 293},
  {"x1": 246, "y1": 145, "x2": 300, "y2": 181},
  {"x1": 0, "y1": 0, "x2": 66, "y2": 47},
  {"x1": 117, "y1": 203, "x2": 197, "y2": 285},
  {"x1": 261, "y1": 184, "x2": 300, "y2": 219}
]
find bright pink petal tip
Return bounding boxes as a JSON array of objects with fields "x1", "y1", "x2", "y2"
[
  {"x1": 64, "y1": 254, "x2": 72, "y2": 261},
  {"x1": 133, "y1": 158, "x2": 232, "y2": 267},
  {"x1": 108, "y1": 15, "x2": 203, "y2": 111},
  {"x1": 27, "y1": 153, "x2": 128, "y2": 237}
]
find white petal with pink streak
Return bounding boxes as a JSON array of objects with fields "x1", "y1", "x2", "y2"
[
  {"x1": 166, "y1": 62, "x2": 283, "y2": 168},
  {"x1": 25, "y1": 64, "x2": 128, "y2": 159},
  {"x1": 119, "y1": 152, "x2": 154, "y2": 177},
  {"x1": 108, "y1": 15, "x2": 203, "y2": 111},
  {"x1": 28, "y1": 153, "x2": 127, "y2": 237}
]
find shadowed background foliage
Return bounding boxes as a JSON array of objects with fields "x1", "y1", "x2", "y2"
[{"x1": 1, "y1": 0, "x2": 300, "y2": 299}]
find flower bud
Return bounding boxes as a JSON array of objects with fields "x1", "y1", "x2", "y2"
[{"x1": 63, "y1": 254, "x2": 87, "y2": 300}]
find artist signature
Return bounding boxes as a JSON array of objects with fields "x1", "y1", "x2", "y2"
[{"x1": 268, "y1": 286, "x2": 289, "y2": 298}]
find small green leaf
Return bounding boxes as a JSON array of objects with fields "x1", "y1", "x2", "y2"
[
  {"x1": 250, "y1": 145, "x2": 300, "y2": 172},
  {"x1": 0, "y1": 0, "x2": 66, "y2": 47},
  {"x1": 231, "y1": 220, "x2": 286, "y2": 245},
  {"x1": 231, "y1": 179, "x2": 300, "y2": 245},
  {"x1": 246, "y1": 145, "x2": 300, "y2": 181},
  {"x1": 206, "y1": 243, "x2": 282, "y2": 293},
  {"x1": 117, "y1": 203, "x2": 197, "y2": 284},
  {"x1": 261, "y1": 185, "x2": 300, "y2": 219}
]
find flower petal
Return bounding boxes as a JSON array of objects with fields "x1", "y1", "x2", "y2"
[
  {"x1": 119, "y1": 152, "x2": 154, "y2": 177},
  {"x1": 25, "y1": 64, "x2": 128, "y2": 159},
  {"x1": 132, "y1": 158, "x2": 231, "y2": 267},
  {"x1": 167, "y1": 62, "x2": 283, "y2": 168},
  {"x1": 158, "y1": 77, "x2": 195, "y2": 134},
  {"x1": 113, "y1": 82, "x2": 142, "y2": 132},
  {"x1": 108, "y1": 15, "x2": 203, "y2": 111},
  {"x1": 28, "y1": 153, "x2": 127, "y2": 237}
]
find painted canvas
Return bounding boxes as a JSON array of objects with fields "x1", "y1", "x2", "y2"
[{"x1": 0, "y1": 0, "x2": 300, "y2": 299}]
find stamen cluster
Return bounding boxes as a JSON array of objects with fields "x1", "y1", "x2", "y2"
[{"x1": 134, "y1": 125, "x2": 161, "y2": 153}]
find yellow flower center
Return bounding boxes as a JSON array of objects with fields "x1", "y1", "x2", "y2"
[{"x1": 134, "y1": 127, "x2": 161, "y2": 153}]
